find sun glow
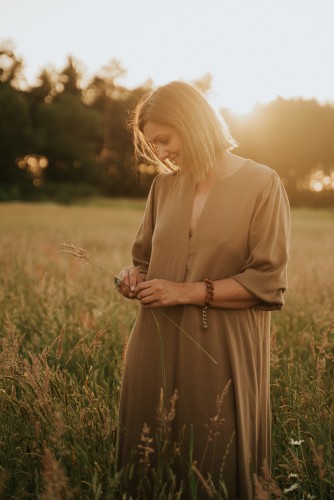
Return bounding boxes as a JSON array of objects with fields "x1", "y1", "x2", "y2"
[
  {"x1": 16, "y1": 155, "x2": 48, "y2": 185},
  {"x1": 2, "y1": 0, "x2": 334, "y2": 117},
  {"x1": 208, "y1": 92, "x2": 257, "y2": 116},
  {"x1": 299, "y1": 167, "x2": 334, "y2": 192}
]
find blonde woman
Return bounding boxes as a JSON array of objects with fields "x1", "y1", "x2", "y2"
[{"x1": 116, "y1": 81, "x2": 290, "y2": 498}]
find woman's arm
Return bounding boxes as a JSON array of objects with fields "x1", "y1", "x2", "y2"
[
  {"x1": 134, "y1": 278, "x2": 259, "y2": 309},
  {"x1": 182, "y1": 278, "x2": 259, "y2": 309},
  {"x1": 116, "y1": 176, "x2": 162, "y2": 299}
]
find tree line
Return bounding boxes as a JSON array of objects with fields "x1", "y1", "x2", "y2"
[{"x1": 1, "y1": 41, "x2": 334, "y2": 206}]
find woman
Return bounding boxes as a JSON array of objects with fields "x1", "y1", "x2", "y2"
[{"x1": 116, "y1": 81, "x2": 290, "y2": 498}]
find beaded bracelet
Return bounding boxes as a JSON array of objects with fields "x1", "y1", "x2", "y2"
[{"x1": 202, "y1": 278, "x2": 214, "y2": 330}]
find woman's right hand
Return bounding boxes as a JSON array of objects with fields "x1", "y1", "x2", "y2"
[{"x1": 115, "y1": 266, "x2": 147, "y2": 299}]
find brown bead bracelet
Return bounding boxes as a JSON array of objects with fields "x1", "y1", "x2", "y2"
[{"x1": 202, "y1": 278, "x2": 214, "y2": 330}]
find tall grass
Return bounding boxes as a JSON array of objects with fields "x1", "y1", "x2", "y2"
[{"x1": 0, "y1": 203, "x2": 333, "y2": 498}]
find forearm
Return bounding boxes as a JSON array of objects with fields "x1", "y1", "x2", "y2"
[{"x1": 181, "y1": 278, "x2": 259, "y2": 309}]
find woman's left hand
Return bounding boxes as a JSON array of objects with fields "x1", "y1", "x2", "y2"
[{"x1": 134, "y1": 279, "x2": 184, "y2": 307}]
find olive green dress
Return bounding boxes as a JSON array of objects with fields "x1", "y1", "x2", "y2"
[{"x1": 118, "y1": 159, "x2": 290, "y2": 499}]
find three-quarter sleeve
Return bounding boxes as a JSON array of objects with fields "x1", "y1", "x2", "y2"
[
  {"x1": 131, "y1": 174, "x2": 161, "y2": 274},
  {"x1": 231, "y1": 171, "x2": 290, "y2": 310}
]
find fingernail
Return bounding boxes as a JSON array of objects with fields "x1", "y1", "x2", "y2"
[{"x1": 131, "y1": 286, "x2": 135, "y2": 291}]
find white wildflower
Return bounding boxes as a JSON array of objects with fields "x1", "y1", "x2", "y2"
[
  {"x1": 289, "y1": 439, "x2": 304, "y2": 446},
  {"x1": 283, "y1": 482, "x2": 300, "y2": 493},
  {"x1": 288, "y1": 473, "x2": 299, "y2": 479}
]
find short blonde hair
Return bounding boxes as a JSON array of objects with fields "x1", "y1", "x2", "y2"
[{"x1": 132, "y1": 81, "x2": 237, "y2": 183}]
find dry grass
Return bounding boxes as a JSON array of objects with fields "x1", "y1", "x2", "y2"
[{"x1": 0, "y1": 202, "x2": 333, "y2": 499}]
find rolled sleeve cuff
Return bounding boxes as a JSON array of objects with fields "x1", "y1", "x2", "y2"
[{"x1": 230, "y1": 271, "x2": 285, "y2": 311}]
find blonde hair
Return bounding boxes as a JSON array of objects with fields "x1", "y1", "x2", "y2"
[{"x1": 132, "y1": 81, "x2": 237, "y2": 183}]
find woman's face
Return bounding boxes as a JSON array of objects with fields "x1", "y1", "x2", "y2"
[{"x1": 143, "y1": 121, "x2": 182, "y2": 165}]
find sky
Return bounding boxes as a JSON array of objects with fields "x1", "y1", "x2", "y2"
[{"x1": 1, "y1": 0, "x2": 334, "y2": 113}]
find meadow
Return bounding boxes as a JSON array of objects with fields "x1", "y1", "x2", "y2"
[{"x1": 0, "y1": 201, "x2": 333, "y2": 499}]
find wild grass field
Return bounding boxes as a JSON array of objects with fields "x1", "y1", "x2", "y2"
[{"x1": 0, "y1": 201, "x2": 333, "y2": 499}]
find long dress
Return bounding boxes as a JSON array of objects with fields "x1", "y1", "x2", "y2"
[{"x1": 118, "y1": 159, "x2": 290, "y2": 499}]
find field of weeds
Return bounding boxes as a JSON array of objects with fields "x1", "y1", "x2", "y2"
[{"x1": 0, "y1": 202, "x2": 333, "y2": 499}]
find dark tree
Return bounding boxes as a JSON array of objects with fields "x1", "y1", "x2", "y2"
[
  {"x1": 0, "y1": 42, "x2": 32, "y2": 184},
  {"x1": 0, "y1": 82, "x2": 32, "y2": 183},
  {"x1": 35, "y1": 92, "x2": 103, "y2": 183}
]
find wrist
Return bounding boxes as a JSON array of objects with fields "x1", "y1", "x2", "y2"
[{"x1": 180, "y1": 282, "x2": 207, "y2": 306}]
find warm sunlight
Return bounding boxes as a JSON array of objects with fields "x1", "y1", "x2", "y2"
[
  {"x1": 305, "y1": 168, "x2": 334, "y2": 192},
  {"x1": 1, "y1": 2, "x2": 334, "y2": 498},
  {"x1": 1, "y1": 0, "x2": 333, "y2": 113}
]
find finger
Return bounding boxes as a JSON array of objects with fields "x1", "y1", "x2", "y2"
[
  {"x1": 136, "y1": 288, "x2": 154, "y2": 301},
  {"x1": 121, "y1": 270, "x2": 131, "y2": 289},
  {"x1": 138, "y1": 290, "x2": 158, "y2": 305},
  {"x1": 118, "y1": 283, "x2": 129, "y2": 297},
  {"x1": 120, "y1": 288, "x2": 136, "y2": 300},
  {"x1": 135, "y1": 280, "x2": 152, "y2": 294},
  {"x1": 129, "y1": 267, "x2": 140, "y2": 292},
  {"x1": 141, "y1": 299, "x2": 162, "y2": 308},
  {"x1": 117, "y1": 276, "x2": 132, "y2": 297}
]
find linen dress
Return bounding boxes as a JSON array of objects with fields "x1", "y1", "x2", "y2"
[{"x1": 118, "y1": 159, "x2": 290, "y2": 499}]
